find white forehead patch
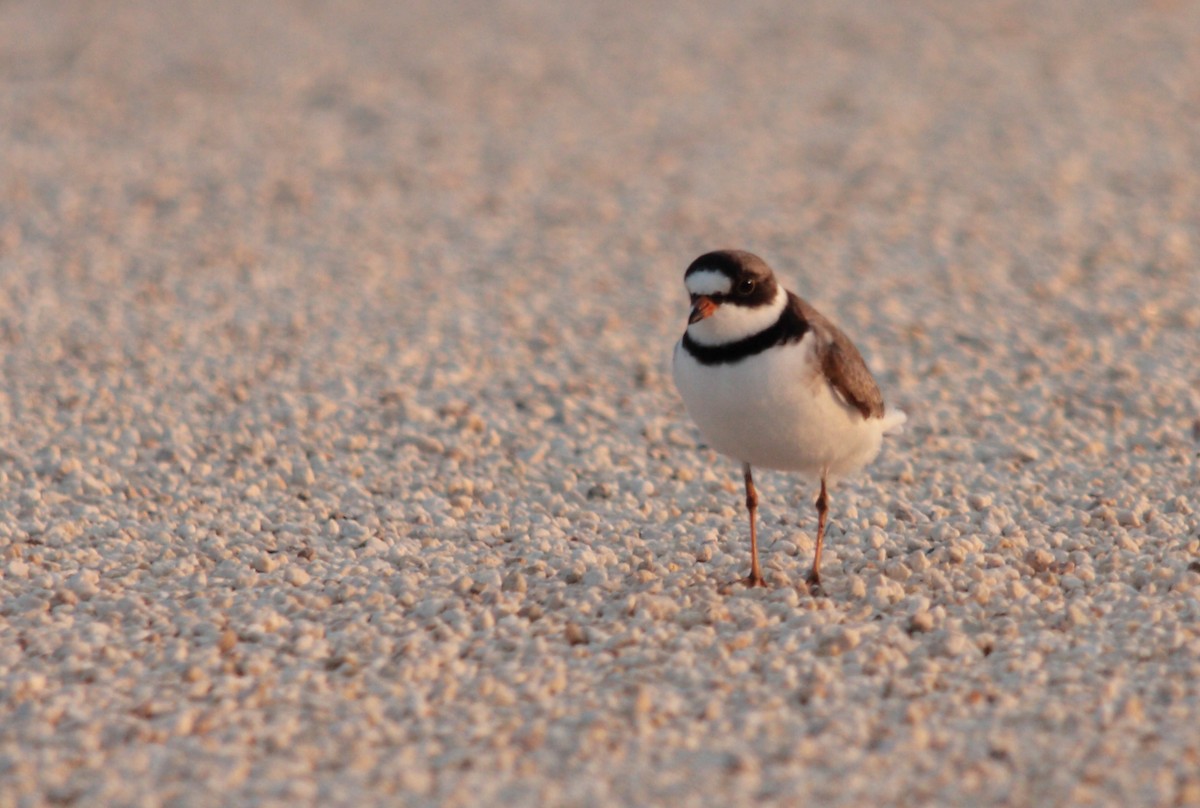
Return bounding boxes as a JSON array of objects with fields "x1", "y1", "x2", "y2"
[{"x1": 685, "y1": 269, "x2": 732, "y2": 297}]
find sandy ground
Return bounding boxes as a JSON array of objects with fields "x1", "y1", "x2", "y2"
[{"x1": 2, "y1": 0, "x2": 1199, "y2": 805}]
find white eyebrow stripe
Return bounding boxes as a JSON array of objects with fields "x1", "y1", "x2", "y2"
[{"x1": 684, "y1": 270, "x2": 732, "y2": 296}]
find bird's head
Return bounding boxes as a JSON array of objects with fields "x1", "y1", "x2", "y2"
[{"x1": 683, "y1": 250, "x2": 786, "y2": 344}]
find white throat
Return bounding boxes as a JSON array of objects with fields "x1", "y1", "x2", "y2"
[{"x1": 687, "y1": 286, "x2": 787, "y2": 346}]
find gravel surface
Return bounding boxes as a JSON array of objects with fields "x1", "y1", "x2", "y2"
[{"x1": 3, "y1": 0, "x2": 1199, "y2": 805}]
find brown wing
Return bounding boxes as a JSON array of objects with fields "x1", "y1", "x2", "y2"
[{"x1": 791, "y1": 294, "x2": 885, "y2": 419}]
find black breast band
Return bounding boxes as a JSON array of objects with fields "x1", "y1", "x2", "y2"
[{"x1": 681, "y1": 298, "x2": 810, "y2": 366}]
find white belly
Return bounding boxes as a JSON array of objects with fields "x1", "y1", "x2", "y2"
[{"x1": 672, "y1": 335, "x2": 894, "y2": 480}]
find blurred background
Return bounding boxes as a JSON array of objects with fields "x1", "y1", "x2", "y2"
[{"x1": 3, "y1": 0, "x2": 1197, "y2": 497}]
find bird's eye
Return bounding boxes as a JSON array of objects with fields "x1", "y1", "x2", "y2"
[{"x1": 737, "y1": 279, "x2": 755, "y2": 296}]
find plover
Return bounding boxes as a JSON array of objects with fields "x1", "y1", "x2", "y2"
[{"x1": 672, "y1": 249, "x2": 906, "y2": 591}]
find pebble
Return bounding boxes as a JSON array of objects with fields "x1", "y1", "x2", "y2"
[
  {"x1": 565, "y1": 623, "x2": 589, "y2": 646},
  {"x1": 501, "y1": 571, "x2": 528, "y2": 593}
]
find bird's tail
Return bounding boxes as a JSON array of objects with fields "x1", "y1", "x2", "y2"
[{"x1": 881, "y1": 408, "x2": 907, "y2": 435}]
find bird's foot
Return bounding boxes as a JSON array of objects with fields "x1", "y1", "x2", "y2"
[
  {"x1": 804, "y1": 570, "x2": 823, "y2": 596},
  {"x1": 718, "y1": 571, "x2": 767, "y2": 593}
]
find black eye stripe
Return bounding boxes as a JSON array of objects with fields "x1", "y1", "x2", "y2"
[{"x1": 683, "y1": 250, "x2": 779, "y2": 310}]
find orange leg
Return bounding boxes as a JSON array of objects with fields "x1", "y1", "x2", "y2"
[
  {"x1": 743, "y1": 464, "x2": 765, "y2": 587},
  {"x1": 806, "y1": 475, "x2": 829, "y2": 591}
]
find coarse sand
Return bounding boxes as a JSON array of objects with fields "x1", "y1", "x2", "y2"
[{"x1": 2, "y1": 1, "x2": 1199, "y2": 805}]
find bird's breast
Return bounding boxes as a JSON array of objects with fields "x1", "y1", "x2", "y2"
[{"x1": 672, "y1": 335, "x2": 887, "y2": 477}]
